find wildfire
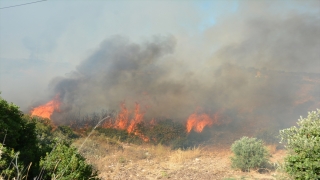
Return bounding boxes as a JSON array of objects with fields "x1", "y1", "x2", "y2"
[
  {"x1": 127, "y1": 103, "x2": 144, "y2": 133},
  {"x1": 31, "y1": 95, "x2": 61, "y2": 119},
  {"x1": 186, "y1": 112, "x2": 219, "y2": 133},
  {"x1": 102, "y1": 102, "x2": 149, "y2": 142},
  {"x1": 114, "y1": 103, "x2": 129, "y2": 129}
]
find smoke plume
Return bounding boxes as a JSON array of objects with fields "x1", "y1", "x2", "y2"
[{"x1": 37, "y1": 2, "x2": 320, "y2": 133}]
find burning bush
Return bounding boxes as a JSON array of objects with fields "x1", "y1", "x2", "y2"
[
  {"x1": 230, "y1": 136, "x2": 269, "y2": 172},
  {"x1": 95, "y1": 119, "x2": 209, "y2": 149},
  {"x1": 279, "y1": 109, "x2": 320, "y2": 179}
]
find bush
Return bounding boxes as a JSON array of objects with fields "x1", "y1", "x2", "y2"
[
  {"x1": 0, "y1": 95, "x2": 98, "y2": 179},
  {"x1": 0, "y1": 143, "x2": 16, "y2": 179},
  {"x1": 231, "y1": 136, "x2": 269, "y2": 172},
  {"x1": 279, "y1": 109, "x2": 320, "y2": 179},
  {"x1": 0, "y1": 96, "x2": 41, "y2": 177},
  {"x1": 39, "y1": 141, "x2": 100, "y2": 180}
]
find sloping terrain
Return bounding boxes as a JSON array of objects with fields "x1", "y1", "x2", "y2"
[{"x1": 73, "y1": 134, "x2": 287, "y2": 180}]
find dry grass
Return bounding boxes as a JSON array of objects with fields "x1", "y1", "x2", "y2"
[
  {"x1": 149, "y1": 144, "x2": 169, "y2": 158},
  {"x1": 266, "y1": 144, "x2": 277, "y2": 154},
  {"x1": 71, "y1": 133, "x2": 288, "y2": 180},
  {"x1": 169, "y1": 147, "x2": 202, "y2": 163}
]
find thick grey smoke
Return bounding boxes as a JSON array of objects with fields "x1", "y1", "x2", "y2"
[
  {"x1": 42, "y1": 3, "x2": 319, "y2": 132},
  {"x1": 50, "y1": 35, "x2": 201, "y2": 121}
]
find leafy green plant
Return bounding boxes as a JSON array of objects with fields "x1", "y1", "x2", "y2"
[
  {"x1": 39, "y1": 141, "x2": 100, "y2": 180},
  {"x1": 279, "y1": 109, "x2": 320, "y2": 179},
  {"x1": 57, "y1": 125, "x2": 79, "y2": 139},
  {"x1": 0, "y1": 143, "x2": 16, "y2": 179},
  {"x1": 0, "y1": 96, "x2": 42, "y2": 178},
  {"x1": 1, "y1": 95, "x2": 99, "y2": 179},
  {"x1": 230, "y1": 136, "x2": 269, "y2": 172}
]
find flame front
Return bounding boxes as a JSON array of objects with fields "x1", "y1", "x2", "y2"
[
  {"x1": 115, "y1": 103, "x2": 129, "y2": 129},
  {"x1": 102, "y1": 102, "x2": 149, "y2": 142},
  {"x1": 31, "y1": 95, "x2": 61, "y2": 119},
  {"x1": 127, "y1": 103, "x2": 144, "y2": 133},
  {"x1": 186, "y1": 112, "x2": 218, "y2": 133}
]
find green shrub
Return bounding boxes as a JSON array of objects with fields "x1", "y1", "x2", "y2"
[
  {"x1": 39, "y1": 141, "x2": 100, "y2": 180},
  {"x1": 1, "y1": 95, "x2": 98, "y2": 179},
  {"x1": 279, "y1": 109, "x2": 320, "y2": 179},
  {"x1": 231, "y1": 136, "x2": 269, "y2": 172},
  {"x1": 0, "y1": 96, "x2": 41, "y2": 178},
  {"x1": 0, "y1": 143, "x2": 16, "y2": 179}
]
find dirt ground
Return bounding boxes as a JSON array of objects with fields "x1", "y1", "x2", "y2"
[{"x1": 73, "y1": 135, "x2": 288, "y2": 180}]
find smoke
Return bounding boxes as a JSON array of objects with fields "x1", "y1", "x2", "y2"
[{"x1": 38, "y1": 1, "x2": 319, "y2": 131}]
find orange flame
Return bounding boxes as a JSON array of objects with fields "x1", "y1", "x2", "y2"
[
  {"x1": 127, "y1": 103, "x2": 144, "y2": 133},
  {"x1": 115, "y1": 103, "x2": 129, "y2": 129},
  {"x1": 31, "y1": 95, "x2": 61, "y2": 119},
  {"x1": 186, "y1": 112, "x2": 219, "y2": 133},
  {"x1": 101, "y1": 102, "x2": 149, "y2": 142}
]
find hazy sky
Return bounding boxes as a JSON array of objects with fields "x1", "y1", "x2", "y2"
[
  {"x1": 0, "y1": 0, "x2": 236, "y2": 107},
  {"x1": 0, "y1": 0, "x2": 319, "y2": 119}
]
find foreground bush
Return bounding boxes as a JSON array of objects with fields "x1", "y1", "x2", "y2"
[
  {"x1": 231, "y1": 136, "x2": 269, "y2": 172},
  {"x1": 0, "y1": 95, "x2": 99, "y2": 179},
  {"x1": 39, "y1": 141, "x2": 100, "y2": 180},
  {"x1": 0, "y1": 143, "x2": 16, "y2": 179},
  {"x1": 279, "y1": 109, "x2": 320, "y2": 179},
  {"x1": 0, "y1": 96, "x2": 42, "y2": 177}
]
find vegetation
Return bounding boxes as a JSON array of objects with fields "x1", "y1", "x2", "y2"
[
  {"x1": 0, "y1": 96, "x2": 41, "y2": 178},
  {"x1": 0, "y1": 143, "x2": 16, "y2": 179},
  {"x1": 39, "y1": 141, "x2": 99, "y2": 180},
  {"x1": 0, "y1": 95, "x2": 100, "y2": 179},
  {"x1": 279, "y1": 109, "x2": 320, "y2": 179},
  {"x1": 96, "y1": 119, "x2": 209, "y2": 149},
  {"x1": 96, "y1": 127, "x2": 142, "y2": 144},
  {"x1": 230, "y1": 136, "x2": 269, "y2": 172}
]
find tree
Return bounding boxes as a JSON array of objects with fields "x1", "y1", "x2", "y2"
[{"x1": 279, "y1": 109, "x2": 320, "y2": 179}]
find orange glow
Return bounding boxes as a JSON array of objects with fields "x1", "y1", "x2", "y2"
[
  {"x1": 100, "y1": 102, "x2": 149, "y2": 142},
  {"x1": 115, "y1": 103, "x2": 129, "y2": 129},
  {"x1": 31, "y1": 95, "x2": 61, "y2": 119},
  {"x1": 134, "y1": 131, "x2": 149, "y2": 142},
  {"x1": 127, "y1": 103, "x2": 144, "y2": 133},
  {"x1": 186, "y1": 112, "x2": 219, "y2": 133}
]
